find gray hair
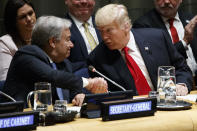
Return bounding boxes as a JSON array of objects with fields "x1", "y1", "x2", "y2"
[
  {"x1": 95, "y1": 4, "x2": 131, "y2": 29},
  {"x1": 32, "y1": 16, "x2": 71, "y2": 48}
]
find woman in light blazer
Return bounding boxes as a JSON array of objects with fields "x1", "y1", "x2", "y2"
[{"x1": 0, "y1": 0, "x2": 36, "y2": 81}]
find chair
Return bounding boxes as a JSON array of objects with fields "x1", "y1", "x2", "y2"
[{"x1": 0, "y1": 80, "x2": 5, "y2": 91}]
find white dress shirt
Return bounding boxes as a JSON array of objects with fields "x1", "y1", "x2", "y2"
[
  {"x1": 69, "y1": 14, "x2": 99, "y2": 54},
  {"x1": 162, "y1": 13, "x2": 197, "y2": 76},
  {"x1": 120, "y1": 31, "x2": 154, "y2": 90}
]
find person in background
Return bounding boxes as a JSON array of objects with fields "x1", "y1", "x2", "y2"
[
  {"x1": 65, "y1": 0, "x2": 102, "y2": 74},
  {"x1": 133, "y1": 0, "x2": 197, "y2": 87},
  {"x1": 88, "y1": 4, "x2": 192, "y2": 96},
  {"x1": 0, "y1": 0, "x2": 36, "y2": 81},
  {"x1": 2, "y1": 16, "x2": 108, "y2": 107}
]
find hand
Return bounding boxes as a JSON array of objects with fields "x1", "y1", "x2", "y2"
[
  {"x1": 183, "y1": 15, "x2": 197, "y2": 44},
  {"x1": 72, "y1": 93, "x2": 85, "y2": 107},
  {"x1": 85, "y1": 77, "x2": 108, "y2": 94},
  {"x1": 176, "y1": 84, "x2": 188, "y2": 96}
]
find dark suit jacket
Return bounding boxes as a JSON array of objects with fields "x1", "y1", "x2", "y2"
[
  {"x1": 66, "y1": 14, "x2": 102, "y2": 64},
  {"x1": 88, "y1": 28, "x2": 192, "y2": 95},
  {"x1": 2, "y1": 45, "x2": 83, "y2": 107},
  {"x1": 133, "y1": 9, "x2": 197, "y2": 62}
]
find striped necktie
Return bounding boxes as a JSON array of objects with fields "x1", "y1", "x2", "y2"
[
  {"x1": 51, "y1": 62, "x2": 64, "y2": 100},
  {"x1": 83, "y1": 22, "x2": 97, "y2": 50}
]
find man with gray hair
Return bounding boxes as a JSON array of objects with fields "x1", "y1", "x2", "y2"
[
  {"x1": 88, "y1": 4, "x2": 192, "y2": 96},
  {"x1": 2, "y1": 16, "x2": 108, "y2": 107}
]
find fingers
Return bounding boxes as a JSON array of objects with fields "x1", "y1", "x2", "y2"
[
  {"x1": 184, "y1": 15, "x2": 197, "y2": 43},
  {"x1": 87, "y1": 77, "x2": 108, "y2": 94},
  {"x1": 176, "y1": 84, "x2": 188, "y2": 96},
  {"x1": 72, "y1": 98, "x2": 76, "y2": 105},
  {"x1": 91, "y1": 86, "x2": 108, "y2": 94},
  {"x1": 72, "y1": 94, "x2": 85, "y2": 107}
]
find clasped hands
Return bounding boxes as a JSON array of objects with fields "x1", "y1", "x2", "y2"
[
  {"x1": 85, "y1": 77, "x2": 108, "y2": 94},
  {"x1": 72, "y1": 77, "x2": 108, "y2": 106}
]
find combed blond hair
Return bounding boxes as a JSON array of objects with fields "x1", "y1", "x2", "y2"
[{"x1": 95, "y1": 4, "x2": 131, "y2": 29}]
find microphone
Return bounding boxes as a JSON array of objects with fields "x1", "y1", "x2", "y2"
[
  {"x1": 88, "y1": 65, "x2": 126, "y2": 91},
  {"x1": 0, "y1": 91, "x2": 16, "y2": 102}
]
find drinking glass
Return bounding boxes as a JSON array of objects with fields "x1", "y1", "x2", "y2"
[
  {"x1": 53, "y1": 100, "x2": 67, "y2": 115},
  {"x1": 157, "y1": 66, "x2": 176, "y2": 103},
  {"x1": 27, "y1": 82, "x2": 53, "y2": 126}
]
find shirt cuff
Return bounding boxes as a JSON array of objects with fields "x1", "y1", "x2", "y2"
[
  {"x1": 82, "y1": 77, "x2": 89, "y2": 88},
  {"x1": 181, "y1": 39, "x2": 189, "y2": 50}
]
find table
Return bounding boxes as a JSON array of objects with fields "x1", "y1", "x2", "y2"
[{"x1": 36, "y1": 92, "x2": 197, "y2": 131}]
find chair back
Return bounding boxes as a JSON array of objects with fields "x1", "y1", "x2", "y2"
[{"x1": 0, "y1": 81, "x2": 5, "y2": 91}]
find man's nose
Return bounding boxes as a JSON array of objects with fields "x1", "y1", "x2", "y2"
[
  {"x1": 163, "y1": 0, "x2": 170, "y2": 4},
  {"x1": 69, "y1": 41, "x2": 74, "y2": 48}
]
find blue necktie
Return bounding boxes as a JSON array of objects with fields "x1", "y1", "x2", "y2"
[{"x1": 51, "y1": 62, "x2": 64, "y2": 100}]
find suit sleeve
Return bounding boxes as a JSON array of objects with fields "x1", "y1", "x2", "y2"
[
  {"x1": 15, "y1": 54, "x2": 83, "y2": 94},
  {"x1": 162, "y1": 31, "x2": 193, "y2": 91},
  {"x1": 174, "y1": 41, "x2": 188, "y2": 59}
]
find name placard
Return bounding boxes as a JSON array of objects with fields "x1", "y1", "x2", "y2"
[
  {"x1": 0, "y1": 115, "x2": 34, "y2": 128},
  {"x1": 0, "y1": 111, "x2": 39, "y2": 130},
  {"x1": 101, "y1": 98, "x2": 157, "y2": 121},
  {"x1": 109, "y1": 101, "x2": 152, "y2": 115}
]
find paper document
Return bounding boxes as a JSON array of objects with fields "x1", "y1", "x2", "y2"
[
  {"x1": 177, "y1": 94, "x2": 197, "y2": 102},
  {"x1": 67, "y1": 106, "x2": 81, "y2": 113}
]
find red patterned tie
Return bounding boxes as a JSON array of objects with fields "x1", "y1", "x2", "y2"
[
  {"x1": 169, "y1": 18, "x2": 179, "y2": 43},
  {"x1": 122, "y1": 47, "x2": 151, "y2": 95}
]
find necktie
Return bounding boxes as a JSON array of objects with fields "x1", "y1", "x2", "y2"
[
  {"x1": 122, "y1": 47, "x2": 151, "y2": 95},
  {"x1": 83, "y1": 22, "x2": 97, "y2": 50},
  {"x1": 51, "y1": 62, "x2": 64, "y2": 100},
  {"x1": 168, "y1": 18, "x2": 179, "y2": 43}
]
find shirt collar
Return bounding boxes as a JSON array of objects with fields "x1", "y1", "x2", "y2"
[
  {"x1": 69, "y1": 13, "x2": 93, "y2": 28},
  {"x1": 119, "y1": 31, "x2": 136, "y2": 52},
  {"x1": 161, "y1": 12, "x2": 181, "y2": 23},
  {"x1": 42, "y1": 51, "x2": 53, "y2": 63}
]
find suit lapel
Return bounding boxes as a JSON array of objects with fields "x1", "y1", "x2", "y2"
[
  {"x1": 152, "y1": 9, "x2": 173, "y2": 41},
  {"x1": 152, "y1": 9, "x2": 167, "y2": 30},
  {"x1": 109, "y1": 50, "x2": 136, "y2": 92},
  {"x1": 178, "y1": 10, "x2": 190, "y2": 27},
  {"x1": 67, "y1": 14, "x2": 89, "y2": 58},
  {"x1": 92, "y1": 16, "x2": 102, "y2": 43},
  {"x1": 132, "y1": 30, "x2": 157, "y2": 90}
]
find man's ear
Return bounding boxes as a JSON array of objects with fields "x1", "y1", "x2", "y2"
[
  {"x1": 123, "y1": 22, "x2": 131, "y2": 32},
  {"x1": 49, "y1": 37, "x2": 56, "y2": 48}
]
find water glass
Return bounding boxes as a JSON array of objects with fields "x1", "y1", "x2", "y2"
[
  {"x1": 157, "y1": 66, "x2": 176, "y2": 103},
  {"x1": 27, "y1": 82, "x2": 53, "y2": 112},
  {"x1": 53, "y1": 100, "x2": 67, "y2": 115}
]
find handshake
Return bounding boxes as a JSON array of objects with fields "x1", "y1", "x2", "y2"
[
  {"x1": 85, "y1": 77, "x2": 108, "y2": 94},
  {"x1": 72, "y1": 77, "x2": 108, "y2": 106}
]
